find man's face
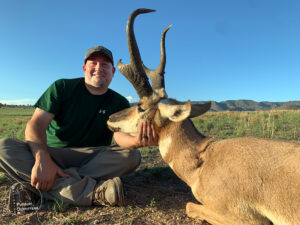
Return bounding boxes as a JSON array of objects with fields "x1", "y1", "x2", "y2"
[{"x1": 83, "y1": 54, "x2": 115, "y2": 92}]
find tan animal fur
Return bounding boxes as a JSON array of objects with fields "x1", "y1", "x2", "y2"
[{"x1": 107, "y1": 9, "x2": 300, "y2": 225}]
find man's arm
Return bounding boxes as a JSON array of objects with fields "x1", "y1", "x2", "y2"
[
  {"x1": 25, "y1": 108, "x2": 69, "y2": 191},
  {"x1": 113, "y1": 121, "x2": 158, "y2": 149}
]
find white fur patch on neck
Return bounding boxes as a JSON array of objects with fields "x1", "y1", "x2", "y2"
[{"x1": 159, "y1": 136, "x2": 172, "y2": 159}]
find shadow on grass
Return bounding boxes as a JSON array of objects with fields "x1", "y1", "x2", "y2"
[{"x1": 122, "y1": 166, "x2": 195, "y2": 210}]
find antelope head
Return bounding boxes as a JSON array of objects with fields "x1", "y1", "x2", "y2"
[{"x1": 107, "y1": 8, "x2": 211, "y2": 136}]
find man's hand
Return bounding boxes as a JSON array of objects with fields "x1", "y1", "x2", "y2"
[
  {"x1": 31, "y1": 153, "x2": 69, "y2": 191},
  {"x1": 26, "y1": 108, "x2": 69, "y2": 191},
  {"x1": 113, "y1": 120, "x2": 158, "y2": 149},
  {"x1": 136, "y1": 120, "x2": 158, "y2": 147}
]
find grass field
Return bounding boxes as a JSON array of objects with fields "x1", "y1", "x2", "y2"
[
  {"x1": 0, "y1": 107, "x2": 299, "y2": 224},
  {"x1": 193, "y1": 110, "x2": 300, "y2": 140},
  {"x1": 0, "y1": 107, "x2": 34, "y2": 140},
  {"x1": 1, "y1": 107, "x2": 300, "y2": 141}
]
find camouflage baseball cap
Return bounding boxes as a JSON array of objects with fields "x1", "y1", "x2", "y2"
[{"x1": 85, "y1": 46, "x2": 114, "y2": 64}]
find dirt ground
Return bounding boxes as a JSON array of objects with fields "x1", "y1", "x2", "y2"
[{"x1": 0, "y1": 147, "x2": 210, "y2": 225}]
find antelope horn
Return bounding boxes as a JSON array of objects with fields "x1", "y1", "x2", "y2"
[
  {"x1": 117, "y1": 8, "x2": 155, "y2": 99},
  {"x1": 143, "y1": 25, "x2": 172, "y2": 99}
]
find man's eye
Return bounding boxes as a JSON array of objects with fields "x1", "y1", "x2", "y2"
[{"x1": 89, "y1": 61, "x2": 97, "y2": 66}]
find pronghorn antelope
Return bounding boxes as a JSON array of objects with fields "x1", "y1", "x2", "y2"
[{"x1": 107, "y1": 8, "x2": 300, "y2": 225}]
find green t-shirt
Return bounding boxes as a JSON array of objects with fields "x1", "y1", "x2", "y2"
[{"x1": 34, "y1": 78, "x2": 130, "y2": 147}]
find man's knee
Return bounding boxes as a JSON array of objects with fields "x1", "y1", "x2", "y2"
[
  {"x1": 0, "y1": 138, "x2": 32, "y2": 165},
  {"x1": 0, "y1": 138, "x2": 27, "y2": 156},
  {"x1": 0, "y1": 138, "x2": 33, "y2": 181},
  {"x1": 109, "y1": 146, "x2": 141, "y2": 174},
  {"x1": 0, "y1": 138, "x2": 16, "y2": 158},
  {"x1": 126, "y1": 149, "x2": 141, "y2": 171}
]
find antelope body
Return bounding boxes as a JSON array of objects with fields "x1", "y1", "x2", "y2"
[{"x1": 108, "y1": 9, "x2": 300, "y2": 225}]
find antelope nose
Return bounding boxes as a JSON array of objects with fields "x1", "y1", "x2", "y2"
[
  {"x1": 108, "y1": 114, "x2": 119, "y2": 123},
  {"x1": 108, "y1": 115, "x2": 114, "y2": 122}
]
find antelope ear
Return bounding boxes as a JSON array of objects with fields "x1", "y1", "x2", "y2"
[
  {"x1": 189, "y1": 102, "x2": 211, "y2": 118},
  {"x1": 158, "y1": 100, "x2": 191, "y2": 122}
]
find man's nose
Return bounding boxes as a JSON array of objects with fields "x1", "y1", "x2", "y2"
[{"x1": 95, "y1": 63, "x2": 104, "y2": 71}]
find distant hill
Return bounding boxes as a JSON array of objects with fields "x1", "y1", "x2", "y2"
[
  {"x1": 193, "y1": 100, "x2": 300, "y2": 112},
  {"x1": 130, "y1": 100, "x2": 300, "y2": 111}
]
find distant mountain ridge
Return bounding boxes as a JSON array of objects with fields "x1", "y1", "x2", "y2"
[
  {"x1": 130, "y1": 100, "x2": 300, "y2": 111},
  {"x1": 193, "y1": 100, "x2": 300, "y2": 112}
]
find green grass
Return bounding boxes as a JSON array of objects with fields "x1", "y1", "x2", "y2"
[
  {"x1": 0, "y1": 106, "x2": 34, "y2": 141},
  {"x1": 193, "y1": 110, "x2": 300, "y2": 140},
  {"x1": 1, "y1": 107, "x2": 299, "y2": 142},
  {"x1": 0, "y1": 172, "x2": 7, "y2": 184}
]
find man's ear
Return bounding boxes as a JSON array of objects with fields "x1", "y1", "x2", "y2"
[
  {"x1": 83, "y1": 64, "x2": 86, "y2": 72},
  {"x1": 112, "y1": 66, "x2": 116, "y2": 77},
  {"x1": 158, "y1": 100, "x2": 191, "y2": 122}
]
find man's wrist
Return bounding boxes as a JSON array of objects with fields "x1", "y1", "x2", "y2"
[{"x1": 34, "y1": 149, "x2": 51, "y2": 161}]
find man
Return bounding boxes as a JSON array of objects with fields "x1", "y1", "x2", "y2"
[{"x1": 0, "y1": 46, "x2": 157, "y2": 207}]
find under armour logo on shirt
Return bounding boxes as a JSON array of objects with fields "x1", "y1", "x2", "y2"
[{"x1": 98, "y1": 109, "x2": 106, "y2": 114}]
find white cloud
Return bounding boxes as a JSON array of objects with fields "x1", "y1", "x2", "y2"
[
  {"x1": 126, "y1": 96, "x2": 136, "y2": 103},
  {"x1": 0, "y1": 99, "x2": 36, "y2": 105}
]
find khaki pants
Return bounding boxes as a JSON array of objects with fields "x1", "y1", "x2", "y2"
[{"x1": 0, "y1": 138, "x2": 141, "y2": 206}]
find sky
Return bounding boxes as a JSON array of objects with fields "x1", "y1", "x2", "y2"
[{"x1": 1, "y1": 0, "x2": 300, "y2": 105}]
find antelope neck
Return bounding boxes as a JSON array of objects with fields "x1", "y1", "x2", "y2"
[{"x1": 158, "y1": 119, "x2": 207, "y2": 186}]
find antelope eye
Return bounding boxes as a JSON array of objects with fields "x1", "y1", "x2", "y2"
[{"x1": 137, "y1": 106, "x2": 145, "y2": 112}]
